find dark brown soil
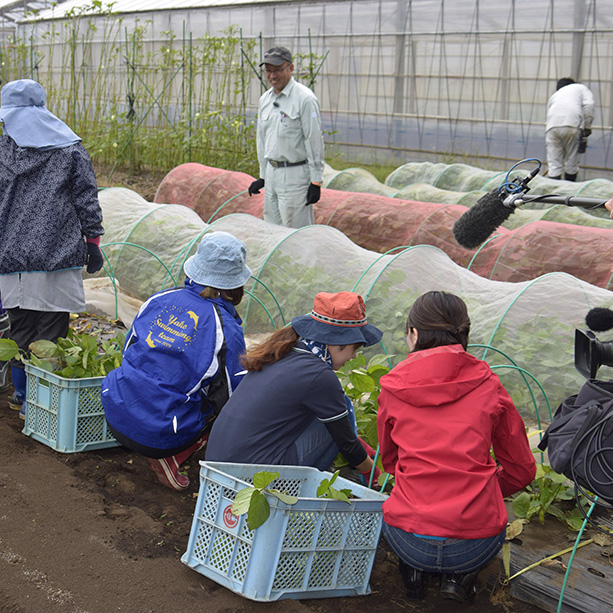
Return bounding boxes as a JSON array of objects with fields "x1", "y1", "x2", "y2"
[
  {"x1": 94, "y1": 162, "x2": 168, "y2": 203},
  {"x1": 0, "y1": 165, "x2": 549, "y2": 612},
  {"x1": 0, "y1": 381, "x2": 546, "y2": 613}
]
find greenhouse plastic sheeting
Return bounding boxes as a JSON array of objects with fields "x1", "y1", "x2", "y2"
[
  {"x1": 92, "y1": 187, "x2": 613, "y2": 422},
  {"x1": 154, "y1": 163, "x2": 613, "y2": 289}
]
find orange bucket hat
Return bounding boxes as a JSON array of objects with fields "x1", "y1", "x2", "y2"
[{"x1": 291, "y1": 292, "x2": 383, "y2": 347}]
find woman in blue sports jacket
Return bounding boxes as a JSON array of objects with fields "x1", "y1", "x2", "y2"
[{"x1": 102, "y1": 232, "x2": 251, "y2": 491}]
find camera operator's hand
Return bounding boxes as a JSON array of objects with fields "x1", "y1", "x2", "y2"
[{"x1": 605, "y1": 198, "x2": 613, "y2": 220}]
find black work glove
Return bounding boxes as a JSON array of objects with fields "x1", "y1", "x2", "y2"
[
  {"x1": 583, "y1": 128, "x2": 592, "y2": 137},
  {"x1": 306, "y1": 183, "x2": 321, "y2": 206},
  {"x1": 86, "y1": 242, "x2": 104, "y2": 274},
  {"x1": 248, "y1": 178, "x2": 265, "y2": 196}
]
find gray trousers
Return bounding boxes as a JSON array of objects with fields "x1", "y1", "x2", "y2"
[
  {"x1": 546, "y1": 126, "x2": 581, "y2": 177},
  {"x1": 263, "y1": 163, "x2": 315, "y2": 228}
]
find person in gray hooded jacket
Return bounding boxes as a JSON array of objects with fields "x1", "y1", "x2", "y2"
[{"x1": 0, "y1": 79, "x2": 104, "y2": 416}]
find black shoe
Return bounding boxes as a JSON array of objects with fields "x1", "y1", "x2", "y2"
[
  {"x1": 440, "y1": 569, "x2": 479, "y2": 603},
  {"x1": 398, "y1": 560, "x2": 427, "y2": 600},
  {"x1": 8, "y1": 391, "x2": 23, "y2": 411},
  {"x1": 564, "y1": 173, "x2": 577, "y2": 182}
]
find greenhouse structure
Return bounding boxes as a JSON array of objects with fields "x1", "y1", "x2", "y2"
[{"x1": 1, "y1": 0, "x2": 612, "y2": 178}]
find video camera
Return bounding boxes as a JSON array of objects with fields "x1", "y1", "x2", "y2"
[
  {"x1": 574, "y1": 329, "x2": 613, "y2": 379},
  {"x1": 575, "y1": 307, "x2": 613, "y2": 378}
]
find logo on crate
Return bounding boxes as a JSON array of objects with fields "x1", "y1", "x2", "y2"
[{"x1": 222, "y1": 504, "x2": 239, "y2": 529}]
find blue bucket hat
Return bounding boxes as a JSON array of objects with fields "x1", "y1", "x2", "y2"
[
  {"x1": 0, "y1": 79, "x2": 81, "y2": 150},
  {"x1": 184, "y1": 232, "x2": 251, "y2": 290},
  {"x1": 292, "y1": 292, "x2": 383, "y2": 347}
]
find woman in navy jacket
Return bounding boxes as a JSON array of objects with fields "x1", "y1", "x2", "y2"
[{"x1": 102, "y1": 232, "x2": 251, "y2": 491}]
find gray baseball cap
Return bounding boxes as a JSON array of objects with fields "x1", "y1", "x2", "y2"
[{"x1": 259, "y1": 47, "x2": 292, "y2": 67}]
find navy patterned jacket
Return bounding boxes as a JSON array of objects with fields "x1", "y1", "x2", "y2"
[{"x1": 0, "y1": 135, "x2": 104, "y2": 274}]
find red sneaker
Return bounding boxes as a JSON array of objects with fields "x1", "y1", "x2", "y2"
[{"x1": 146, "y1": 457, "x2": 190, "y2": 491}]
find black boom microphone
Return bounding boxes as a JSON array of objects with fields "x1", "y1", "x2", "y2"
[
  {"x1": 586, "y1": 307, "x2": 613, "y2": 332},
  {"x1": 452, "y1": 161, "x2": 607, "y2": 250},
  {"x1": 452, "y1": 189, "x2": 516, "y2": 249}
]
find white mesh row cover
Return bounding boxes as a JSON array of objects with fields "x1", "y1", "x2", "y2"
[
  {"x1": 383, "y1": 161, "x2": 613, "y2": 201},
  {"x1": 325, "y1": 162, "x2": 613, "y2": 224},
  {"x1": 89, "y1": 187, "x2": 613, "y2": 423}
]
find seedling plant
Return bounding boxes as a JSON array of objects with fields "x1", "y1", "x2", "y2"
[
  {"x1": 512, "y1": 461, "x2": 591, "y2": 531},
  {"x1": 230, "y1": 471, "x2": 298, "y2": 530},
  {"x1": 0, "y1": 328, "x2": 125, "y2": 378}
]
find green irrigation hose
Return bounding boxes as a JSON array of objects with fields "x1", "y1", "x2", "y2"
[
  {"x1": 99, "y1": 242, "x2": 178, "y2": 320},
  {"x1": 468, "y1": 343, "x2": 551, "y2": 427},
  {"x1": 490, "y1": 364, "x2": 552, "y2": 428},
  {"x1": 465, "y1": 232, "x2": 503, "y2": 271},
  {"x1": 556, "y1": 499, "x2": 598, "y2": 613},
  {"x1": 205, "y1": 190, "x2": 249, "y2": 224},
  {"x1": 482, "y1": 271, "x2": 594, "y2": 362}
]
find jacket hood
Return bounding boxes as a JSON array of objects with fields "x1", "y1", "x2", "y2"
[{"x1": 380, "y1": 344, "x2": 492, "y2": 407}]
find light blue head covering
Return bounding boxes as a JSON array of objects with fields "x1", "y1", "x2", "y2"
[
  {"x1": 0, "y1": 79, "x2": 81, "y2": 150},
  {"x1": 184, "y1": 231, "x2": 252, "y2": 290}
]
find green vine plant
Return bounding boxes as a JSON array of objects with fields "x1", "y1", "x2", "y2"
[
  {"x1": 336, "y1": 353, "x2": 393, "y2": 489},
  {"x1": 316, "y1": 469, "x2": 353, "y2": 503},
  {"x1": 231, "y1": 469, "x2": 361, "y2": 530},
  {"x1": 230, "y1": 471, "x2": 298, "y2": 530},
  {"x1": 0, "y1": 329, "x2": 125, "y2": 378},
  {"x1": 511, "y1": 460, "x2": 591, "y2": 531}
]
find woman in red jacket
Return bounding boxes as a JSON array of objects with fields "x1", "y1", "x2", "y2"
[{"x1": 377, "y1": 291, "x2": 535, "y2": 603}]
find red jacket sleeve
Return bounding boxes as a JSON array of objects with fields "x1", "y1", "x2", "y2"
[
  {"x1": 376, "y1": 389, "x2": 399, "y2": 476},
  {"x1": 492, "y1": 383, "x2": 537, "y2": 498}
]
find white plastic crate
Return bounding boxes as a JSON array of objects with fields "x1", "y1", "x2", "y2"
[
  {"x1": 23, "y1": 363, "x2": 120, "y2": 453},
  {"x1": 182, "y1": 461, "x2": 387, "y2": 601}
]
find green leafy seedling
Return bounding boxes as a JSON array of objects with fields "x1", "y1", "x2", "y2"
[
  {"x1": 231, "y1": 471, "x2": 298, "y2": 530},
  {"x1": 0, "y1": 338, "x2": 21, "y2": 362},
  {"x1": 512, "y1": 461, "x2": 580, "y2": 530},
  {"x1": 317, "y1": 469, "x2": 352, "y2": 503},
  {"x1": 0, "y1": 329, "x2": 125, "y2": 379}
]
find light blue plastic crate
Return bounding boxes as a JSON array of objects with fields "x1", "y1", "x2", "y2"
[
  {"x1": 23, "y1": 363, "x2": 119, "y2": 453},
  {"x1": 181, "y1": 461, "x2": 387, "y2": 602}
]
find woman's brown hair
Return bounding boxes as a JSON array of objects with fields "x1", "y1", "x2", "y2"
[
  {"x1": 200, "y1": 286, "x2": 244, "y2": 306},
  {"x1": 405, "y1": 291, "x2": 470, "y2": 351},
  {"x1": 241, "y1": 326, "x2": 299, "y2": 371}
]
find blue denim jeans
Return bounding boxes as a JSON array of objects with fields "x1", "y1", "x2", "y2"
[
  {"x1": 293, "y1": 395, "x2": 358, "y2": 471},
  {"x1": 293, "y1": 418, "x2": 339, "y2": 470},
  {"x1": 383, "y1": 522, "x2": 506, "y2": 574}
]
